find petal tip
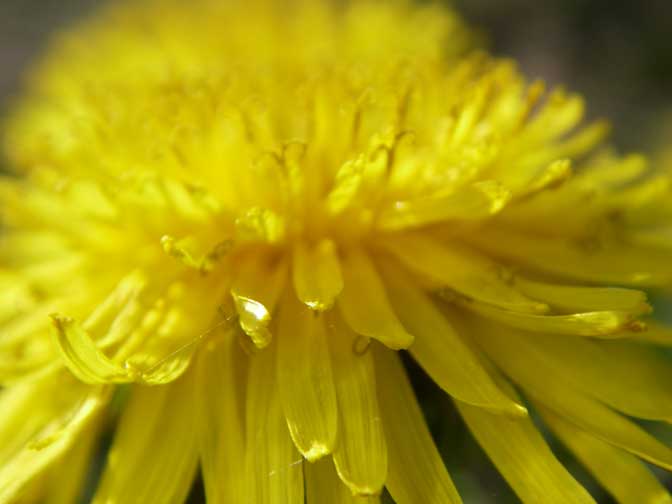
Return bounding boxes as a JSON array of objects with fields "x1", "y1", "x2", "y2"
[{"x1": 302, "y1": 442, "x2": 332, "y2": 463}]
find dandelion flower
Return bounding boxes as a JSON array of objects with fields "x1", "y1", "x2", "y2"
[{"x1": 2, "y1": 0, "x2": 672, "y2": 503}]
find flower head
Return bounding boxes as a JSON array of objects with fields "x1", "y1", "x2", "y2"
[{"x1": 2, "y1": 0, "x2": 672, "y2": 503}]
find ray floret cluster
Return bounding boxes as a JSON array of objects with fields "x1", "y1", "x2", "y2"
[{"x1": 2, "y1": 0, "x2": 672, "y2": 503}]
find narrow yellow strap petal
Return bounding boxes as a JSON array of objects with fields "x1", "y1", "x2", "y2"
[
  {"x1": 381, "y1": 232, "x2": 547, "y2": 313},
  {"x1": 474, "y1": 321, "x2": 672, "y2": 421},
  {"x1": 579, "y1": 151, "x2": 647, "y2": 188},
  {"x1": 82, "y1": 270, "x2": 147, "y2": 339},
  {"x1": 278, "y1": 296, "x2": 338, "y2": 461},
  {"x1": 374, "y1": 347, "x2": 463, "y2": 504},
  {"x1": 480, "y1": 324, "x2": 672, "y2": 470},
  {"x1": 457, "y1": 389, "x2": 595, "y2": 503},
  {"x1": 292, "y1": 239, "x2": 343, "y2": 311},
  {"x1": 513, "y1": 158, "x2": 572, "y2": 198},
  {"x1": 93, "y1": 375, "x2": 198, "y2": 504},
  {"x1": 1, "y1": 306, "x2": 52, "y2": 349},
  {"x1": 94, "y1": 288, "x2": 146, "y2": 349},
  {"x1": 44, "y1": 422, "x2": 100, "y2": 504},
  {"x1": 463, "y1": 301, "x2": 643, "y2": 338},
  {"x1": 235, "y1": 206, "x2": 286, "y2": 243},
  {"x1": 338, "y1": 247, "x2": 413, "y2": 350},
  {"x1": 245, "y1": 344, "x2": 304, "y2": 504},
  {"x1": 51, "y1": 314, "x2": 193, "y2": 385},
  {"x1": 51, "y1": 315, "x2": 136, "y2": 384},
  {"x1": 469, "y1": 227, "x2": 672, "y2": 287},
  {"x1": 0, "y1": 380, "x2": 48, "y2": 463},
  {"x1": 377, "y1": 180, "x2": 511, "y2": 230},
  {"x1": 541, "y1": 409, "x2": 672, "y2": 504},
  {"x1": 0, "y1": 375, "x2": 107, "y2": 503},
  {"x1": 543, "y1": 390, "x2": 672, "y2": 471},
  {"x1": 195, "y1": 332, "x2": 246, "y2": 504},
  {"x1": 515, "y1": 277, "x2": 650, "y2": 314},
  {"x1": 326, "y1": 157, "x2": 366, "y2": 216},
  {"x1": 231, "y1": 249, "x2": 287, "y2": 348},
  {"x1": 161, "y1": 234, "x2": 231, "y2": 273},
  {"x1": 379, "y1": 260, "x2": 525, "y2": 415},
  {"x1": 305, "y1": 458, "x2": 380, "y2": 504},
  {"x1": 555, "y1": 121, "x2": 611, "y2": 161},
  {"x1": 0, "y1": 272, "x2": 37, "y2": 326},
  {"x1": 329, "y1": 313, "x2": 387, "y2": 496}
]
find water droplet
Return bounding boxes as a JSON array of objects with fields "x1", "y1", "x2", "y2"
[
  {"x1": 352, "y1": 335, "x2": 371, "y2": 355},
  {"x1": 231, "y1": 294, "x2": 273, "y2": 348}
]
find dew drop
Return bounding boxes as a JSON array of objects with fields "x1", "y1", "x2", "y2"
[
  {"x1": 352, "y1": 335, "x2": 371, "y2": 355},
  {"x1": 231, "y1": 294, "x2": 273, "y2": 349}
]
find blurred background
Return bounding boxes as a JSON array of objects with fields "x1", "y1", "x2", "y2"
[
  {"x1": 2, "y1": 0, "x2": 671, "y2": 151},
  {"x1": 1, "y1": 1, "x2": 671, "y2": 503}
]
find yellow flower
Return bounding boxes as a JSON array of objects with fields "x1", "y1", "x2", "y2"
[{"x1": 2, "y1": 0, "x2": 672, "y2": 503}]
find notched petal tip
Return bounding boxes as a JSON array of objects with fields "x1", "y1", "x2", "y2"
[
  {"x1": 302, "y1": 442, "x2": 332, "y2": 463},
  {"x1": 49, "y1": 312, "x2": 71, "y2": 329},
  {"x1": 333, "y1": 470, "x2": 384, "y2": 499}
]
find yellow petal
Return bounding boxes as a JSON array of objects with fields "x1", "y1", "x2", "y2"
[
  {"x1": 374, "y1": 347, "x2": 463, "y2": 504},
  {"x1": 326, "y1": 157, "x2": 366, "y2": 216},
  {"x1": 235, "y1": 206, "x2": 286, "y2": 243},
  {"x1": 548, "y1": 392, "x2": 672, "y2": 471},
  {"x1": 522, "y1": 89, "x2": 585, "y2": 144},
  {"x1": 515, "y1": 277, "x2": 650, "y2": 314},
  {"x1": 326, "y1": 149, "x2": 387, "y2": 219},
  {"x1": 44, "y1": 422, "x2": 100, "y2": 504},
  {"x1": 0, "y1": 273, "x2": 37, "y2": 326},
  {"x1": 379, "y1": 260, "x2": 525, "y2": 415},
  {"x1": 377, "y1": 180, "x2": 511, "y2": 230},
  {"x1": 480, "y1": 324, "x2": 672, "y2": 470},
  {"x1": 160, "y1": 234, "x2": 232, "y2": 273},
  {"x1": 456, "y1": 383, "x2": 595, "y2": 504},
  {"x1": 245, "y1": 343, "x2": 304, "y2": 504},
  {"x1": 51, "y1": 315, "x2": 136, "y2": 384},
  {"x1": 292, "y1": 239, "x2": 343, "y2": 311},
  {"x1": 381, "y1": 232, "x2": 547, "y2": 313},
  {"x1": 329, "y1": 313, "x2": 387, "y2": 496},
  {"x1": 51, "y1": 315, "x2": 192, "y2": 385},
  {"x1": 463, "y1": 301, "x2": 643, "y2": 338},
  {"x1": 305, "y1": 458, "x2": 380, "y2": 504},
  {"x1": 231, "y1": 249, "x2": 287, "y2": 348},
  {"x1": 85, "y1": 271, "x2": 148, "y2": 348},
  {"x1": 0, "y1": 373, "x2": 107, "y2": 503},
  {"x1": 514, "y1": 158, "x2": 573, "y2": 198},
  {"x1": 0, "y1": 380, "x2": 47, "y2": 464},
  {"x1": 1, "y1": 307, "x2": 52, "y2": 349},
  {"x1": 540, "y1": 406, "x2": 672, "y2": 504},
  {"x1": 338, "y1": 247, "x2": 413, "y2": 350},
  {"x1": 278, "y1": 295, "x2": 338, "y2": 461},
  {"x1": 474, "y1": 321, "x2": 672, "y2": 421},
  {"x1": 93, "y1": 375, "x2": 198, "y2": 504},
  {"x1": 195, "y1": 332, "x2": 246, "y2": 504},
  {"x1": 469, "y1": 227, "x2": 672, "y2": 287}
]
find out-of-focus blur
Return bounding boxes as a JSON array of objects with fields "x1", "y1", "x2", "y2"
[
  {"x1": 0, "y1": 2, "x2": 670, "y2": 503},
  {"x1": 2, "y1": 0, "x2": 671, "y2": 151},
  {"x1": 454, "y1": 0, "x2": 672, "y2": 152}
]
